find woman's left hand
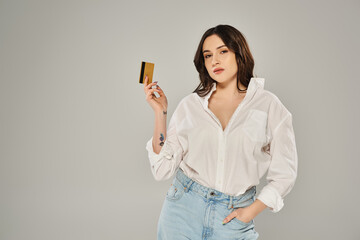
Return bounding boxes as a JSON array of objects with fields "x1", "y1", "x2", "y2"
[{"x1": 222, "y1": 206, "x2": 254, "y2": 224}]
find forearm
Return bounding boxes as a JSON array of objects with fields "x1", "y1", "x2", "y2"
[
  {"x1": 247, "y1": 199, "x2": 268, "y2": 218},
  {"x1": 152, "y1": 109, "x2": 168, "y2": 154}
]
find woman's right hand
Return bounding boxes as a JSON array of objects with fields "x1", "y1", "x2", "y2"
[{"x1": 144, "y1": 75, "x2": 168, "y2": 113}]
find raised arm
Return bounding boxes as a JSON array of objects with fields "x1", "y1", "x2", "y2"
[{"x1": 143, "y1": 75, "x2": 184, "y2": 181}]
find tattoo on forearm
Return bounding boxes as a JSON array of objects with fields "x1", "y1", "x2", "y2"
[{"x1": 159, "y1": 133, "x2": 165, "y2": 146}]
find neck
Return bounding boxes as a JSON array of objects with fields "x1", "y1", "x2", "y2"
[{"x1": 214, "y1": 80, "x2": 247, "y2": 99}]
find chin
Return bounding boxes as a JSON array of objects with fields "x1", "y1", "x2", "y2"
[{"x1": 212, "y1": 76, "x2": 230, "y2": 83}]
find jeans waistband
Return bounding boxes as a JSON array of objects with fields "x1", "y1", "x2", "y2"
[{"x1": 175, "y1": 167, "x2": 256, "y2": 210}]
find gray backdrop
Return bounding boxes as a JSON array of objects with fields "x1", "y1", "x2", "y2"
[{"x1": 1, "y1": 0, "x2": 359, "y2": 239}]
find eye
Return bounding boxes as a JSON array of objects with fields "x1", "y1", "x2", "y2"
[{"x1": 204, "y1": 50, "x2": 227, "y2": 59}]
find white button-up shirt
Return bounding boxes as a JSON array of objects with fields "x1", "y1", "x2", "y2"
[{"x1": 145, "y1": 78, "x2": 298, "y2": 213}]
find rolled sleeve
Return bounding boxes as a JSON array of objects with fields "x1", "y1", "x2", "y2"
[
  {"x1": 145, "y1": 136, "x2": 175, "y2": 167},
  {"x1": 257, "y1": 113, "x2": 298, "y2": 213}
]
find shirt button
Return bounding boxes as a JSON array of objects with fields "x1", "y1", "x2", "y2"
[{"x1": 210, "y1": 191, "x2": 215, "y2": 196}]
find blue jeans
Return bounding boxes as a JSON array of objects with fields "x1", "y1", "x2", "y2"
[{"x1": 157, "y1": 167, "x2": 259, "y2": 240}]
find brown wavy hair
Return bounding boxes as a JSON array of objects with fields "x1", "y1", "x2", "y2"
[{"x1": 192, "y1": 24, "x2": 256, "y2": 97}]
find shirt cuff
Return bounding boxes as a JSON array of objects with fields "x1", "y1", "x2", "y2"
[
  {"x1": 256, "y1": 185, "x2": 284, "y2": 213},
  {"x1": 145, "y1": 136, "x2": 174, "y2": 166}
]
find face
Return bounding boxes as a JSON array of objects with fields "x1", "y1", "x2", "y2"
[{"x1": 202, "y1": 34, "x2": 238, "y2": 84}]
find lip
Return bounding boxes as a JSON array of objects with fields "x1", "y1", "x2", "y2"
[{"x1": 213, "y1": 68, "x2": 224, "y2": 74}]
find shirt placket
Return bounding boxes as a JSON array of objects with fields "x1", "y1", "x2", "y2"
[
  {"x1": 202, "y1": 104, "x2": 226, "y2": 191},
  {"x1": 201, "y1": 82, "x2": 257, "y2": 192},
  {"x1": 215, "y1": 129, "x2": 226, "y2": 191}
]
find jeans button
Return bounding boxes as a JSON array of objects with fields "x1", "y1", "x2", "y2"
[{"x1": 210, "y1": 191, "x2": 215, "y2": 196}]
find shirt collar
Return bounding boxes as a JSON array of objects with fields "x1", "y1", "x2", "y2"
[{"x1": 198, "y1": 77, "x2": 265, "y2": 109}]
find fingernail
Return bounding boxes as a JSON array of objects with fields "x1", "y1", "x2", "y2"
[{"x1": 222, "y1": 219, "x2": 227, "y2": 225}]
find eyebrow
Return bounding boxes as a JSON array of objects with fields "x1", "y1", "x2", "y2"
[{"x1": 202, "y1": 45, "x2": 227, "y2": 54}]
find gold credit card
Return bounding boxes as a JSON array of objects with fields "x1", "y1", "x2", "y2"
[{"x1": 139, "y1": 61, "x2": 154, "y2": 84}]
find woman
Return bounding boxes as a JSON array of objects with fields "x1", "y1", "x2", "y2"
[{"x1": 143, "y1": 24, "x2": 298, "y2": 239}]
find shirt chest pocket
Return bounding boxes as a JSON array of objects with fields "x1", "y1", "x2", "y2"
[{"x1": 243, "y1": 109, "x2": 268, "y2": 143}]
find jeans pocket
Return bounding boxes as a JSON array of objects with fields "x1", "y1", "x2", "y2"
[
  {"x1": 228, "y1": 195, "x2": 255, "y2": 227},
  {"x1": 165, "y1": 178, "x2": 185, "y2": 202},
  {"x1": 231, "y1": 208, "x2": 254, "y2": 226}
]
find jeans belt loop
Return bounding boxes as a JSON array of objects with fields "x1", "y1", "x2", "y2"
[
  {"x1": 184, "y1": 179, "x2": 194, "y2": 193},
  {"x1": 228, "y1": 196, "x2": 234, "y2": 209}
]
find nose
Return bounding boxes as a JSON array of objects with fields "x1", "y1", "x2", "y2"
[{"x1": 211, "y1": 53, "x2": 220, "y2": 66}]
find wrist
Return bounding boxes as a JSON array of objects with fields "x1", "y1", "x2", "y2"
[{"x1": 155, "y1": 109, "x2": 167, "y2": 117}]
